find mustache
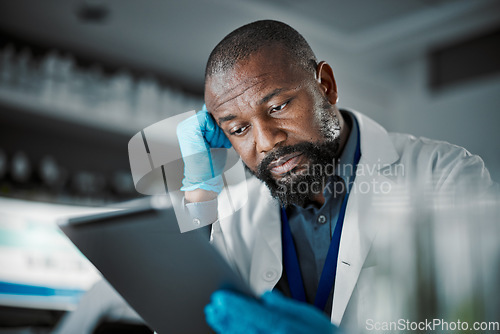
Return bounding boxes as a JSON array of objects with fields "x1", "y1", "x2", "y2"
[
  {"x1": 245, "y1": 139, "x2": 340, "y2": 207},
  {"x1": 256, "y1": 142, "x2": 319, "y2": 178}
]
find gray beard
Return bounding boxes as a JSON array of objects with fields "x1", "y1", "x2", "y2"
[{"x1": 246, "y1": 103, "x2": 342, "y2": 207}]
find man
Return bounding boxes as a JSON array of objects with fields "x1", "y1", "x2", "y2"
[{"x1": 177, "y1": 20, "x2": 495, "y2": 334}]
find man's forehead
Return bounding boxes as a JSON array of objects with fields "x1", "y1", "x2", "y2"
[
  {"x1": 205, "y1": 52, "x2": 309, "y2": 113},
  {"x1": 205, "y1": 73, "x2": 271, "y2": 109}
]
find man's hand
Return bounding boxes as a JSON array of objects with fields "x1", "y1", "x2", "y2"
[
  {"x1": 205, "y1": 290, "x2": 338, "y2": 334},
  {"x1": 176, "y1": 106, "x2": 231, "y2": 199}
]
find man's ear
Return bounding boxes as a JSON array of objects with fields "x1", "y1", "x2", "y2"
[{"x1": 316, "y1": 61, "x2": 338, "y2": 104}]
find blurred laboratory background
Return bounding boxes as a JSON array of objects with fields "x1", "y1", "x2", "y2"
[{"x1": 0, "y1": 0, "x2": 499, "y2": 333}]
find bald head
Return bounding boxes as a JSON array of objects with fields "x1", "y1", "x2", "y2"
[{"x1": 205, "y1": 20, "x2": 317, "y2": 80}]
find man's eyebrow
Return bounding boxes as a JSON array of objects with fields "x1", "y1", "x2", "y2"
[
  {"x1": 217, "y1": 114, "x2": 237, "y2": 125},
  {"x1": 259, "y1": 88, "x2": 285, "y2": 105},
  {"x1": 216, "y1": 88, "x2": 287, "y2": 125}
]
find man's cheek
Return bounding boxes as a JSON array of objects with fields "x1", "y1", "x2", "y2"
[
  {"x1": 234, "y1": 148, "x2": 260, "y2": 175},
  {"x1": 230, "y1": 143, "x2": 246, "y2": 160},
  {"x1": 242, "y1": 161, "x2": 259, "y2": 177}
]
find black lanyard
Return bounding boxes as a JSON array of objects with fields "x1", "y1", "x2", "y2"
[{"x1": 280, "y1": 130, "x2": 361, "y2": 311}]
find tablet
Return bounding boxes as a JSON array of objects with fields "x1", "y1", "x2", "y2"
[{"x1": 59, "y1": 196, "x2": 254, "y2": 333}]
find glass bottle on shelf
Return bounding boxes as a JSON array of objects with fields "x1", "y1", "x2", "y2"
[
  {"x1": 104, "y1": 69, "x2": 134, "y2": 125},
  {"x1": 16, "y1": 47, "x2": 34, "y2": 95},
  {"x1": 55, "y1": 54, "x2": 76, "y2": 111},
  {"x1": 0, "y1": 44, "x2": 15, "y2": 91},
  {"x1": 40, "y1": 50, "x2": 59, "y2": 106},
  {"x1": 136, "y1": 76, "x2": 160, "y2": 125},
  {"x1": 11, "y1": 151, "x2": 31, "y2": 184},
  {"x1": 69, "y1": 62, "x2": 86, "y2": 113},
  {"x1": 38, "y1": 155, "x2": 61, "y2": 189},
  {"x1": 83, "y1": 63, "x2": 104, "y2": 118}
]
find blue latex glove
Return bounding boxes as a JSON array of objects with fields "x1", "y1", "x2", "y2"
[
  {"x1": 176, "y1": 105, "x2": 231, "y2": 193},
  {"x1": 205, "y1": 290, "x2": 338, "y2": 334}
]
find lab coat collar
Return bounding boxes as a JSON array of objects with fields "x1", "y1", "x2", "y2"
[{"x1": 348, "y1": 109, "x2": 399, "y2": 169}]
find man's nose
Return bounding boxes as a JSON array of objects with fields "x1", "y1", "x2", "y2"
[{"x1": 253, "y1": 119, "x2": 287, "y2": 153}]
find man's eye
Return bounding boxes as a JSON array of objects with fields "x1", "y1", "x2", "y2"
[
  {"x1": 230, "y1": 125, "x2": 249, "y2": 136},
  {"x1": 271, "y1": 102, "x2": 288, "y2": 113}
]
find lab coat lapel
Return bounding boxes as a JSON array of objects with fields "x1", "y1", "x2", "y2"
[
  {"x1": 331, "y1": 110, "x2": 399, "y2": 324},
  {"x1": 249, "y1": 192, "x2": 282, "y2": 294},
  {"x1": 221, "y1": 177, "x2": 282, "y2": 295}
]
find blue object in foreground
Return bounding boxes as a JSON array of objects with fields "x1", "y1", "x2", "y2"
[{"x1": 205, "y1": 290, "x2": 338, "y2": 334}]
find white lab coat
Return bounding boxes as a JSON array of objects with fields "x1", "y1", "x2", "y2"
[{"x1": 209, "y1": 110, "x2": 494, "y2": 331}]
